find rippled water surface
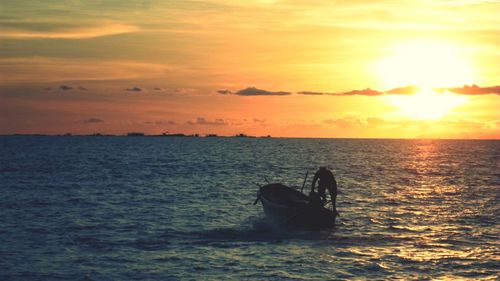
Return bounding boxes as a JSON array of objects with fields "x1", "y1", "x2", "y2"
[{"x1": 1, "y1": 136, "x2": 499, "y2": 280}]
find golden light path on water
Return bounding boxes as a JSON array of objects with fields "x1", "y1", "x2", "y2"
[{"x1": 319, "y1": 140, "x2": 498, "y2": 279}]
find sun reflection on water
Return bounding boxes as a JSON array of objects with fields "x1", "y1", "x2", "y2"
[{"x1": 341, "y1": 139, "x2": 500, "y2": 279}]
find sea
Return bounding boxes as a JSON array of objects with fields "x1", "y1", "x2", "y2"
[{"x1": 0, "y1": 136, "x2": 498, "y2": 280}]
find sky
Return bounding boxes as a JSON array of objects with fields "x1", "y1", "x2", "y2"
[{"x1": 1, "y1": 0, "x2": 499, "y2": 138}]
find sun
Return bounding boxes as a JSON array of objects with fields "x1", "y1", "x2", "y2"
[
  {"x1": 384, "y1": 88, "x2": 468, "y2": 120},
  {"x1": 376, "y1": 40, "x2": 475, "y2": 89},
  {"x1": 375, "y1": 39, "x2": 474, "y2": 120}
]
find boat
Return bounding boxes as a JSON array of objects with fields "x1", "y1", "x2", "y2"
[{"x1": 256, "y1": 183, "x2": 336, "y2": 229}]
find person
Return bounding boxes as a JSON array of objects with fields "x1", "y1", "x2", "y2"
[{"x1": 310, "y1": 167, "x2": 338, "y2": 216}]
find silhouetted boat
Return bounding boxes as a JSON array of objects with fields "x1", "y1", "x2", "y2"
[{"x1": 256, "y1": 183, "x2": 336, "y2": 229}]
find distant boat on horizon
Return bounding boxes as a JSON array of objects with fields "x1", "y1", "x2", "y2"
[{"x1": 127, "y1": 132, "x2": 145, "y2": 136}]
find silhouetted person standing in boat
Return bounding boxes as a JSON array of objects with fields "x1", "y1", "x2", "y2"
[{"x1": 311, "y1": 167, "x2": 338, "y2": 216}]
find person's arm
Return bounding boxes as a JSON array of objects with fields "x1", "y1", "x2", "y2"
[
  {"x1": 331, "y1": 193, "x2": 337, "y2": 214},
  {"x1": 311, "y1": 173, "x2": 319, "y2": 192},
  {"x1": 330, "y1": 179, "x2": 338, "y2": 215}
]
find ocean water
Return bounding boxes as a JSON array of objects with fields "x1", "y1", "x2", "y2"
[{"x1": 0, "y1": 136, "x2": 498, "y2": 280}]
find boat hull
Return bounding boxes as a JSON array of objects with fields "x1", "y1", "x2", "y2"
[{"x1": 258, "y1": 183, "x2": 335, "y2": 229}]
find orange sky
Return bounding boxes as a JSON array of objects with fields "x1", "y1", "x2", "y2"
[{"x1": 1, "y1": 1, "x2": 499, "y2": 138}]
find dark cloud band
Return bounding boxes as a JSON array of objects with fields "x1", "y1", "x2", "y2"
[
  {"x1": 236, "y1": 87, "x2": 291, "y2": 96},
  {"x1": 439, "y1": 85, "x2": 500, "y2": 95},
  {"x1": 222, "y1": 85, "x2": 500, "y2": 97},
  {"x1": 83, "y1": 118, "x2": 104, "y2": 123}
]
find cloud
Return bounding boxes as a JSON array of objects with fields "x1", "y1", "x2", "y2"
[
  {"x1": 188, "y1": 117, "x2": 228, "y2": 126},
  {"x1": 297, "y1": 88, "x2": 383, "y2": 96},
  {"x1": 302, "y1": 85, "x2": 500, "y2": 96},
  {"x1": 150, "y1": 87, "x2": 197, "y2": 94},
  {"x1": 385, "y1": 85, "x2": 420, "y2": 95},
  {"x1": 235, "y1": 87, "x2": 291, "y2": 96},
  {"x1": 297, "y1": 85, "x2": 500, "y2": 97},
  {"x1": 253, "y1": 118, "x2": 266, "y2": 123},
  {"x1": 144, "y1": 120, "x2": 177, "y2": 125},
  {"x1": 217, "y1": 89, "x2": 233, "y2": 95},
  {"x1": 253, "y1": 118, "x2": 271, "y2": 127},
  {"x1": 0, "y1": 23, "x2": 139, "y2": 39},
  {"x1": 83, "y1": 118, "x2": 104, "y2": 124},
  {"x1": 40, "y1": 85, "x2": 87, "y2": 92},
  {"x1": 335, "y1": 88, "x2": 384, "y2": 96},
  {"x1": 322, "y1": 116, "x2": 408, "y2": 129},
  {"x1": 56, "y1": 85, "x2": 88, "y2": 91},
  {"x1": 172, "y1": 88, "x2": 198, "y2": 94},
  {"x1": 439, "y1": 84, "x2": 500, "y2": 95},
  {"x1": 125, "y1": 86, "x2": 142, "y2": 92},
  {"x1": 157, "y1": 120, "x2": 177, "y2": 125},
  {"x1": 296, "y1": 91, "x2": 329, "y2": 96},
  {"x1": 323, "y1": 117, "x2": 364, "y2": 128}
]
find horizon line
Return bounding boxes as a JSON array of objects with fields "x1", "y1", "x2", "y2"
[{"x1": 0, "y1": 133, "x2": 498, "y2": 141}]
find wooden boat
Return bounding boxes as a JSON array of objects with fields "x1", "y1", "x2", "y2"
[{"x1": 256, "y1": 183, "x2": 336, "y2": 229}]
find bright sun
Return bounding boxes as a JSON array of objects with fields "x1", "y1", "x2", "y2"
[
  {"x1": 375, "y1": 40, "x2": 475, "y2": 120},
  {"x1": 385, "y1": 88, "x2": 468, "y2": 120}
]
